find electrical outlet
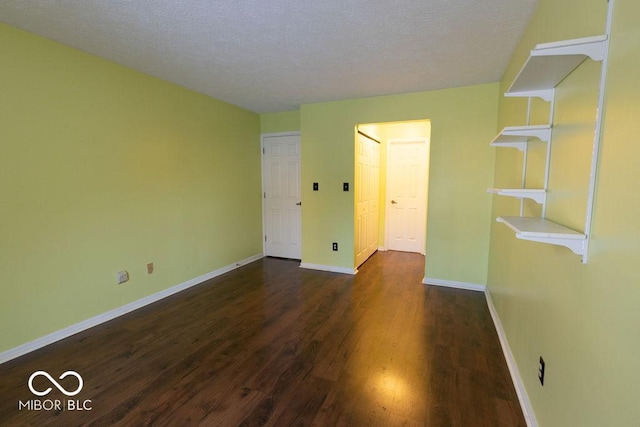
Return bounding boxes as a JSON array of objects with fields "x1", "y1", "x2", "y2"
[
  {"x1": 313, "y1": 182, "x2": 319, "y2": 191},
  {"x1": 116, "y1": 270, "x2": 129, "y2": 285},
  {"x1": 332, "y1": 242, "x2": 338, "y2": 251},
  {"x1": 147, "y1": 262, "x2": 154, "y2": 274},
  {"x1": 538, "y1": 356, "x2": 545, "y2": 386},
  {"x1": 343, "y1": 182, "x2": 349, "y2": 191}
]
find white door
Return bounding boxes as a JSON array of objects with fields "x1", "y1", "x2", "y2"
[
  {"x1": 355, "y1": 133, "x2": 380, "y2": 267},
  {"x1": 262, "y1": 133, "x2": 301, "y2": 259},
  {"x1": 386, "y1": 139, "x2": 428, "y2": 254}
]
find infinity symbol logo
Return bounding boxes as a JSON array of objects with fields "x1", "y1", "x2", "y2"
[{"x1": 28, "y1": 371, "x2": 84, "y2": 397}]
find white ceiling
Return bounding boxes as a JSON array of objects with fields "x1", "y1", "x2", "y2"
[{"x1": 0, "y1": 0, "x2": 538, "y2": 113}]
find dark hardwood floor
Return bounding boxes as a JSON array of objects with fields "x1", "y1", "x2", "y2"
[{"x1": 0, "y1": 251, "x2": 525, "y2": 426}]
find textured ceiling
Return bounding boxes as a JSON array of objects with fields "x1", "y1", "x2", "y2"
[{"x1": 0, "y1": 0, "x2": 538, "y2": 113}]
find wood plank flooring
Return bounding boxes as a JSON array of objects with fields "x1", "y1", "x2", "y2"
[{"x1": 0, "y1": 251, "x2": 525, "y2": 426}]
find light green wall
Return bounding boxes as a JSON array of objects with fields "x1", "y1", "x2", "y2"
[
  {"x1": 0, "y1": 24, "x2": 262, "y2": 353},
  {"x1": 487, "y1": 0, "x2": 640, "y2": 425},
  {"x1": 301, "y1": 84, "x2": 499, "y2": 284},
  {"x1": 260, "y1": 110, "x2": 301, "y2": 133}
]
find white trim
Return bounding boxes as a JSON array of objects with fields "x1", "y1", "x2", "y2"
[
  {"x1": 261, "y1": 131, "x2": 301, "y2": 138},
  {"x1": 485, "y1": 291, "x2": 538, "y2": 427},
  {"x1": 422, "y1": 277, "x2": 486, "y2": 292},
  {"x1": 0, "y1": 253, "x2": 264, "y2": 365},
  {"x1": 299, "y1": 262, "x2": 357, "y2": 275}
]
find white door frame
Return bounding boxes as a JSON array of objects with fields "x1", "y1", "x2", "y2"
[
  {"x1": 384, "y1": 137, "x2": 429, "y2": 255},
  {"x1": 260, "y1": 131, "x2": 302, "y2": 258}
]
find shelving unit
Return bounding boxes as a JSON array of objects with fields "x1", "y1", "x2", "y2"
[
  {"x1": 496, "y1": 217, "x2": 586, "y2": 255},
  {"x1": 489, "y1": 28, "x2": 612, "y2": 263},
  {"x1": 488, "y1": 122, "x2": 553, "y2": 217}
]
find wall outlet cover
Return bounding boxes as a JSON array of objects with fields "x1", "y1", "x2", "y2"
[{"x1": 117, "y1": 270, "x2": 129, "y2": 284}]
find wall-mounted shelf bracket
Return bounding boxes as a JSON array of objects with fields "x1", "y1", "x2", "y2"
[
  {"x1": 533, "y1": 35, "x2": 607, "y2": 61},
  {"x1": 505, "y1": 89, "x2": 555, "y2": 102},
  {"x1": 490, "y1": 124, "x2": 551, "y2": 151},
  {"x1": 497, "y1": 216, "x2": 586, "y2": 257},
  {"x1": 488, "y1": 188, "x2": 546, "y2": 204},
  {"x1": 489, "y1": 141, "x2": 527, "y2": 152}
]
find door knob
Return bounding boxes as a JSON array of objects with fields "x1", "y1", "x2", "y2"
[
  {"x1": 296, "y1": 202, "x2": 302, "y2": 206},
  {"x1": 391, "y1": 200, "x2": 397, "y2": 204}
]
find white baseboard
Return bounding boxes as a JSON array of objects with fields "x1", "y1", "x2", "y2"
[
  {"x1": 485, "y1": 291, "x2": 538, "y2": 427},
  {"x1": 0, "y1": 253, "x2": 264, "y2": 365},
  {"x1": 299, "y1": 262, "x2": 357, "y2": 275},
  {"x1": 422, "y1": 277, "x2": 486, "y2": 292}
]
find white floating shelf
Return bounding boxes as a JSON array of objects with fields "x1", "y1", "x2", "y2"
[
  {"x1": 497, "y1": 216, "x2": 586, "y2": 255},
  {"x1": 507, "y1": 35, "x2": 607, "y2": 100},
  {"x1": 488, "y1": 188, "x2": 546, "y2": 204},
  {"x1": 490, "y1": 124, "x2": 551, "y2": 151}
]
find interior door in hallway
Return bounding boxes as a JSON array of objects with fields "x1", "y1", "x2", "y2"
[
  {"x1": 355, "y1": 133, "x2": 380, "y2": 268},
  {"x1": 387, "y1": 139, "x2": 428, "y2": 254},
  {"x1": 262, "y1": 133, "x2": 301, "y2": 259}
]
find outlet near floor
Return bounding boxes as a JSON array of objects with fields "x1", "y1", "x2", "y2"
[
  {"x1": 116, "y1": 270, "x2": 129, "y2": 285},
  {"x1": 147, "y1": 262, "x2": 154, "y2": 274}
]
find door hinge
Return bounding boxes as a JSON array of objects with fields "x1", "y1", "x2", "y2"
[
  {"x1": 264, "y1": 235, "x2": 267, "y2": 242},
  {"x1": 264, "y1": 192, "x2": 266, "y2": 199},
  {"x1": 262, "y1": 147, "x2": 265, "y2": 154}
]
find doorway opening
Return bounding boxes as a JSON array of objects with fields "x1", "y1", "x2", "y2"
[{"x1": 354, "y1": 120, "x2": 431, "y2": 269}]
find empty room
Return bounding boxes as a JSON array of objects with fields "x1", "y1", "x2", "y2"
[{"x1": 1, "y1": 0, "x2": 638, "y2": 426}]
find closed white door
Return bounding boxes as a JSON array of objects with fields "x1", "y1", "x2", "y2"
[
  {"x1": 355, "y1": 133, "x2": 380, "y2": 267},
  {"x1": 262, "y1": 134, "x2": 301, "y2": 259},
  {"x1": 387, "y1": 139, "x2": 428, "y2": 253}
]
